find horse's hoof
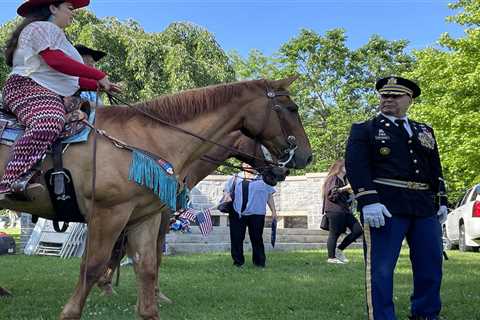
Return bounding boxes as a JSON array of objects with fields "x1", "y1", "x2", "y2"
[
  {"x1": 100, "y1": 285, "x2": 117, "y2": 297},
  {"x1": 157, "y1": 291, "x2": 172, "y2": 304},
  {"x1": 59, "y1": 309, "x2": 81, "y2": 320},
  {"x1": 0, "y1": 287, "x2": 12, "y2": 297},
  {"x1": 59, "y1": 315, "x2": 80, "y2": 320}
]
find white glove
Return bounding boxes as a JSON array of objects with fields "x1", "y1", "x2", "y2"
[
  {"x1": 437, "y1": 205, "x2": 448, "y2": 224},
  {"x1": 362, "y1": 203, "x2": 392, "y2": 228}
]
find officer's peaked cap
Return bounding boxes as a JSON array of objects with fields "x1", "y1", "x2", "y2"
[{"x1": 376, "y1": 76, "x2": 421, "y2": 98}]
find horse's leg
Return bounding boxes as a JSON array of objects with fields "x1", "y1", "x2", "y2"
[
  {"x1": 97, "y1": 234, "x2": 128, "y2": 296},
  {"x1": 60, "y1": 204, "x2": 132, "y2": 320},
  {"x1": 155, "y1": 210, "x2": 172, "y2": 304},
  {"x1": 127, "y1": 214, "x2": 163, "y2": 320}
]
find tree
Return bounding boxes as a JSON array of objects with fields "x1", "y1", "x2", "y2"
[
  {"x1": 0, "y1": 10, "x2": 235, "y2": 101},
  {"x1": 408, "y1": 0, "x2": 480, "y2": 199},
  {"x1": 0, "y1": 19, "x2": 19, "y2": 88},
  {"x1": 230, "y1": 29, "x2": 415, "y2": 172}
]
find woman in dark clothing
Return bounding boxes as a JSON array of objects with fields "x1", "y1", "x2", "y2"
[{"x1": 323, "y1": 159, "x2": 363, "y2": 264}]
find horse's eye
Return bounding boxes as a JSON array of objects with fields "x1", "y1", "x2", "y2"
[{"x1": 286, "y1": 104, "x2": 298, "y2": 112}]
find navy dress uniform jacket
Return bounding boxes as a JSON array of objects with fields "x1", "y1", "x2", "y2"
[{"x1": 345, "y1": 114, "x2": 447, "y2": 217}]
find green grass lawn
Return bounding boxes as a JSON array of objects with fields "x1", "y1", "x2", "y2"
[{"x1": 0, "y1": 249, "x2": 479, "y2": 320}]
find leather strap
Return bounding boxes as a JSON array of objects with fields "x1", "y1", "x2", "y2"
[
  {"x1": 0, "y1": 120, "x2": 7, "y2": 139},
  {"x1": 53, "y1": 220, "x2": 69, "y2": 233},
  {"x1": 51, "y1": 141, "x2": 66, "y2": 196}
]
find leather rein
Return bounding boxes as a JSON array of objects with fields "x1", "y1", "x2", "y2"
[{"x1": 105, "y1": 83, "x2": 298, "y2": 171}]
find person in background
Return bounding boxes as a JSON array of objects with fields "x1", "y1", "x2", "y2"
[
  {"x1": 74, "y1": 44, "x2": 106, "y2": 104},
  {"x1": 223, "y1": 163, "x2": 277, "y2": 267},
  {"x1": 322, "y1": 159, "x2": 363, "y2": 264}
]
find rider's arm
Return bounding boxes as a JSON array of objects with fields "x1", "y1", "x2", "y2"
[
  {"x1": 39, "y1": 48, "x2": 105, "y2": 80},
  {"x1": 78, "y1": 78, "x2": 99, "y2": 90}
]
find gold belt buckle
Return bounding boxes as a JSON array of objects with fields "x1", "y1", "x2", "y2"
[{"x1": 407, "y1": 181, "x2": 420, "y2": 190}]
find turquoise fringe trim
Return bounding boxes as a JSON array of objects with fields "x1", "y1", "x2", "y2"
[
  {"x1": 128, "y1": 150, "x2": 177, "y2": 210},
  {"x1": 177, "y1": 187, "x2": 190, "y2": 210}
]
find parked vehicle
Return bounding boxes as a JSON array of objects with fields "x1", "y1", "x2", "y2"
[{"x1": 443, "y1": 184, "x2": 480, "y2": 252}]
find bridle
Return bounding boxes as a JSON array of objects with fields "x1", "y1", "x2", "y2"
[
  {"x1": 264, "y1": 87, "x2": 298, "y2": 167},
  {"x1": 106, "y1": 83, "x2": 299, "y2": 171}
]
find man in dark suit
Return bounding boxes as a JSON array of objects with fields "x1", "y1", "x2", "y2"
[{"x1": 345, "y1": 76, "x2": 448, "y2": 320}]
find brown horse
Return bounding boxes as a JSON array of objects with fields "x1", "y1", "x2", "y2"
[
  {"x1": 97, "y1": 130, "x2": 280, "y2": 299},
  {"x1": 0, "y1": 77, "x2": 311, "y2": 319}
]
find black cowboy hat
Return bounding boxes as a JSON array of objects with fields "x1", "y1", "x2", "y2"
[
  {"x1": 17, "y1": 0, "x2": 90, "y2": 17},
  {"x1": 75, "y1": 45, "x2": 107, "y2": 62},
  {"x1": 375, "y1": 76, "x2": 421, "y2": 98}
]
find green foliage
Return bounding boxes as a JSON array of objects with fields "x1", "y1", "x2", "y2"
[
  {"x1": 231, "y1": 29, "x2": 414, "y2": 172},
  {"x1": 0, "y1": 10, "x2": 235, "y2": 101},
  {"x1": 408, "y1": 0, "x2": 480, "y2": 199},
  {"x1": 0, "y1": 19, "x2": 20, "y2": 88}
]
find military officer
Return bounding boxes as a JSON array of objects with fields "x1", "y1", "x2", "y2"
[{"x1": 345, "y1": 76, "x2": 448, "y2": 320}]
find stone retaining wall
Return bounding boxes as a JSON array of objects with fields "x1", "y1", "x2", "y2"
[{"x1": 19, "y1": 172, "x2": 328, "y2": 251}]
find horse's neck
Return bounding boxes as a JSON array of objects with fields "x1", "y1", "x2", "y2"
[
  {"x1": 119, "y1": 102, "x2": 243, "y2": 176},
  {"x1": 174, "y1": 106, "x2": 242, "y2": 172},
  {"x1": 183, "y1": 133, "x2": 241, "y2": 188}
]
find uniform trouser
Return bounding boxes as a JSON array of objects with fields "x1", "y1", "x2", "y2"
[
  {"x1": 362, "y1": 214, "x2": 443, "y2": 320},
  {"x1": 1, "y1": 75, "x2": 65, "y2": 192},
  {"x1": 229, "y1": 211, "x2": 266, "y2": 267}
]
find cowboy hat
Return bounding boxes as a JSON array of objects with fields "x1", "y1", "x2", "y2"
[
  {"x1": 75, "y1": 45, "x2": 106, "y2": 62},
  {"x1": 17, "y1": 0, "x2": 90, "y2": 17}
]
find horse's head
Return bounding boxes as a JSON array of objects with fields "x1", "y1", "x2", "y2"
[
  {"x1": 240, "y1": 76, "x2": 312, "y2": 169},
  {"x1": 231, "y1": 132, "x2": 289, "y2": 186}
]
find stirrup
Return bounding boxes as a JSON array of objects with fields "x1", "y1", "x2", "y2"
[
  {"x1": 7, "y1": 171, "x2": 39, "y2": 200},
  {"x1": 0, "y1": 183, "x2": 45, "y2": 201}
]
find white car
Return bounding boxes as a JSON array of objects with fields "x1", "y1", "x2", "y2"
[{"x1": 443, "y1": 184, "x2": 480, "y2": 252}]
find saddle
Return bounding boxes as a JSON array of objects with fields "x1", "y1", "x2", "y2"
[
  {"x1": 0, "y1": 96, "x2": 89, "y2": 144},
  {"x1": 0, "y1": 96, "x2": 92, "y2": 231}
]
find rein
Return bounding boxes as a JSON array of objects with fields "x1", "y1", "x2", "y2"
[{"x1": 105, "y1": 84, "x2": 297, "y2": 170}]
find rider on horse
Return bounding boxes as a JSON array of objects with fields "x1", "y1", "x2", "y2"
[{"x1": 1, "y1": 0, "x2": 120, "y2": 196}]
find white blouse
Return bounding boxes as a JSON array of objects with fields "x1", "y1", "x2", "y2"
[{"x1": 11, "y1": 21, "x2": 83, "y2": 97}]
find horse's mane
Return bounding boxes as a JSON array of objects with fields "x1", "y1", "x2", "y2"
[{"x1": 101, "y1": 79, "x2": 265, "y2": 125}]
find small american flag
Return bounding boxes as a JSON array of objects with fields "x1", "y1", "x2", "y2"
[
  {"x1": 196, "y1": 208, "x2": 213, "y2": 237},
  {"x1": 178, "y1": 208, "x2": 197, "y2": 222}
]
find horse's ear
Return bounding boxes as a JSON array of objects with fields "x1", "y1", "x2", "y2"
[{"x1": 271, "y1": 75, "x2": 299, "y2": 89}]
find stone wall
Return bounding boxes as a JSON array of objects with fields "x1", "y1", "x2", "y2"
[
  {"x1": 19, "y1": 172, "x2": 328, "y2": 252},
  {"x1": 192, "y1": 173, "x2": 327, "y2": 229}
]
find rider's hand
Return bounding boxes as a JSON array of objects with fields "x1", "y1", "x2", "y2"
[
  {"x1": 98, "y1": 76, "x2": 122, "y2": 93},
  {"x1": 362, "y1": 203, "x2": 392, "y2": 228}
]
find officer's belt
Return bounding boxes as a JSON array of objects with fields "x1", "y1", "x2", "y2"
[{"x1": 373, "y1": 178, "x2": 430, "y2": 190}]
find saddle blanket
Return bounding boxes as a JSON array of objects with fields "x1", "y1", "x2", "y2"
[{"x1": 1, "y1": 110, "x2": 96, "y2": 145}]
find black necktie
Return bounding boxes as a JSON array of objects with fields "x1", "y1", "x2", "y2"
[
  {"x1": 241, "y1": 180, "x2": 250, "y2": 213},
  {"x1": 394, "y1": 119, "x2": 409, "y2": 137}
]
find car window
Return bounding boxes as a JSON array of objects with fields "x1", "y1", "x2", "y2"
[
  {"x1": 470, "y1": 185, "x2": 480, "y2": 202},
  {"x1": 460, "y1": 188, "x2": 472, "y2": 206}
]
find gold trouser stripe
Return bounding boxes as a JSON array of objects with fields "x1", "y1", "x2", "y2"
[{"x1": 364, "y1": 224, "x2": 374, "y2": 320}]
